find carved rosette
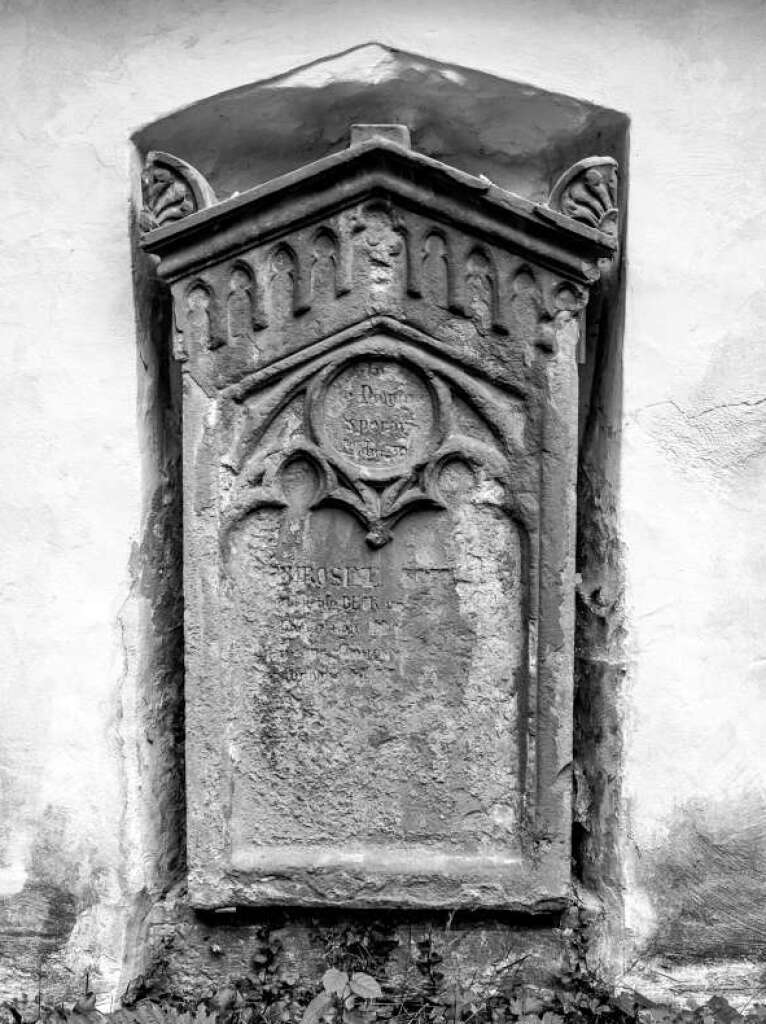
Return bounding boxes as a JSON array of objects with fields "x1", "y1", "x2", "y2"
[
  {"x1": 548, "y1": 156, "x2": 619, "y2": 237},
  {"x1": 139, "y1": 150, "x2": 217, "y2": 232}
]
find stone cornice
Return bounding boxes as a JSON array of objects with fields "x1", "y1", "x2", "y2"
[{"x1": 141, "y1": 137, "x2": 618, "y2": 285}]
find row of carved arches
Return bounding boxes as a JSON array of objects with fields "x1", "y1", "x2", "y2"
[{"x1": 175, "y1": 222, "x2": 583, "y2": 359}]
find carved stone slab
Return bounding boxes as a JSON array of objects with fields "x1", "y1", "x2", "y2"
[{"x1": 142, "y1": 129, "x2": 617, "y2": 910}]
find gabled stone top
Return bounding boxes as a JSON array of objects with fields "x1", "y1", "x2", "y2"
[{"x1": 140, "y1": 125, "x2": 618, "y2": 284}]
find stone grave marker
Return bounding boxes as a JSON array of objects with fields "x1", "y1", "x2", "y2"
[{"x1": 141, "y1": 126, "x2": 618, "y2": 909}]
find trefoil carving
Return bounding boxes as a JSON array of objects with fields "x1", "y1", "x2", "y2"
[{"x1": 224, "y1": 340, "x2": 514, "y2": 551}]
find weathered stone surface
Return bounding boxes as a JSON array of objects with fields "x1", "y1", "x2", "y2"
[
  {"x1": 142, "y1": 127, "x2": 616, "y2": 911},
  {"x1": 136, "y1": 887, "x2": 569, "y2": 1006}
]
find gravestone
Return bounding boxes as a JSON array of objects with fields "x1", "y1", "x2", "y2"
[{"x1": 141, "y1": 126, "x2": 618, "y2": 910}]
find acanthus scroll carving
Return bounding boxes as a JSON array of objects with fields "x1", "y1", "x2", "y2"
[
  {"x1": 140, "y1": 151, "x2": 217, "y2": 232},
  {"x1": 548, "y1": 156, "x2": 618, "y2": 238}
]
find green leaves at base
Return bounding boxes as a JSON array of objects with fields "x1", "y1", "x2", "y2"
[
  {"x1": 348, "y1": 975, "x2": 382, "y2": 1001},
  {"x1": 308, "y1": 968, "x2": 382, "y2": 1024},
  {"x1": 302, "y1": 992, "x2": 334, "y2": 1024},
  {"x1": 322, "y1": 970, "x2": 350, "y2": 997}
]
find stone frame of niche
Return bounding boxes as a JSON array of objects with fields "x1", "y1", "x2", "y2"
[{"x1": 131, "y1": 56, "x2": 627, "y2": 917}]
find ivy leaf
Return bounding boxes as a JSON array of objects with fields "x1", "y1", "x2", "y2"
[
  {"x1": 304, "y1": 991, "x2": 335, "y2": 1024},
  {"x1": 349, "y1": 973, "x2": 382, "y2": 1000},
  {"x1": 323, "y1": 969, "x2": 350, "y2": 996}
]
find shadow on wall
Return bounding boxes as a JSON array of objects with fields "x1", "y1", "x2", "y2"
[
  {"x1": 640, "y1": 792, "x2": 766, "y2": 961},
  {"x1": 0, "y1": 807, "x2": 89, "y2": 993},
  {"x1": 132, "y1": 42, "x2": 628, "y2": 202}
]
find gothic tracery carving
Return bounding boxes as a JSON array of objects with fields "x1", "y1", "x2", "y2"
[{"x1": 223, "y1": 339, "x2": 517, "y2": 550}]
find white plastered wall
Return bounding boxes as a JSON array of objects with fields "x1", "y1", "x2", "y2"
[{"x1": 1, "y1": 0, "x2": 765, "y2": 1005}]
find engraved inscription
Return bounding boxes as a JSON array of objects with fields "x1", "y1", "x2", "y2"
[
  {"x1": 321, "y1": 359, "x2": 435, "y2": 475},
  {"x1": 225, "y1": 501, "x2": 525, "y2": 851}
]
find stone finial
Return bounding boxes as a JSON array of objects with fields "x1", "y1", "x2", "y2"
[
  {"x1": 548, "y1": 156, "x2": 618, "y2": 237},
  {"x1": 350, "y1": 124, "x2": 411, "y2": 149},
  {"x1": 139, "y1": 150, "x2": 217, "y2": 233}
]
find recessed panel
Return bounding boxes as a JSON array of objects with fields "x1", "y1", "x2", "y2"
[{"x1": 224, "y1": 495, "x2": 525, "y2": 899}]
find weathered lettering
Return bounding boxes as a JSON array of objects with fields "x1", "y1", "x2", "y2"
[{"x1": 320, "y1": 359, "x2": 434, "y2": 477}]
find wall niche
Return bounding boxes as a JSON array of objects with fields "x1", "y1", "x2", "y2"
[{"x1": 131, "y1": 45, "x2": 627, "y2": 998}]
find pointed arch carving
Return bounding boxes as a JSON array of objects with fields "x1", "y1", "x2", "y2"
[
  {"x1": 310, "y1": 227, "x2": 341, "y2": 300},
  {"x1": 226, "y1": 259, "x2": 266, "y2": 345},
  {"x1": 268, "y1": 242, "x2": 311, "y2": 318},
  {"x1": 465, "y1": 246, "x2": 507, "y2": 335},
  {"x1": 419, "y1": 230, "x2": 450, "y2": 309},
  {"x1": 174, "y1": 276, "x2": 225, "y2": 357}
]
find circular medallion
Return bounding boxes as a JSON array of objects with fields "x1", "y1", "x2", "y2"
[{"x1": 317, "y1": 358, "x2": 436, "y2": 481}]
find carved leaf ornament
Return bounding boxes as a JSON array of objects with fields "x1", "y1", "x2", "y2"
[
  {"x1": 547, "y1": 156, "x2": 619, "y2": 238},
  {"x1": 139, "y1": 150, "x2": 217, "y2": 232}
]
